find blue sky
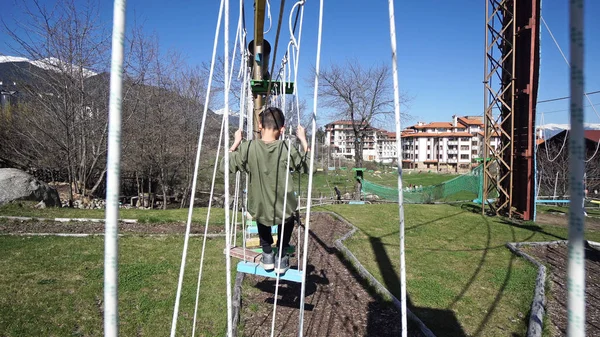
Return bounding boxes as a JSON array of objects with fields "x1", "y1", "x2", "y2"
[{"x1": 1, "y1": 0, "x2": 599, "y2": 128}]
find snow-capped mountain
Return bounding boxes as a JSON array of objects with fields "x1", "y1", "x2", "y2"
[
  {"x1": 213, "y1": 107, "x2": 240, "y2": 117},
  {"x1": 0, "y1": 55, "x2": 98, "y2": 78},
  {"x1": 537, "y1": 123, "x2": 600, "y2": 139},
  {"x1": 213, "y1": 107, "x2": 242, "y2": 127}
]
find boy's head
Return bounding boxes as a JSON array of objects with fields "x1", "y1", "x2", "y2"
[{"x1": 259, "y1": 107, "x2": 285, "y2": 132}]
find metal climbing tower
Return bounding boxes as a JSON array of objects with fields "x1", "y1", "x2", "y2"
[{"x1": 483, "y1": 0, "x2": 540, "y2": 220}]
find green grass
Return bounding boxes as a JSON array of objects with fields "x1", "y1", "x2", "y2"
[
  {"x1": 0, "y1": 202, "x2": 228, "y2": 224},
  {"x1": 538, "y1": 204, "x2": 600, "y2": 218},
  {"x1": 5, "y1": 196, "x2": 583, "y2": 335},
  {"x1": 321, "y1": 203, "x2": 600, "y2": 337},
  {"x1": 0, "y1": 235, "x2": 233, "y2": 336},
  {"x1": 294, "y1": 170, "x2": 460, "y2": 197}
]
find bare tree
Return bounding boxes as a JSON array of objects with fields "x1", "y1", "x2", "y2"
[
  {"x1": 318, "y1": 59, "x2": 408, "y2": 168},
  {"x1": 2, "y1": 0, "x2": 110, "y2": 206}
]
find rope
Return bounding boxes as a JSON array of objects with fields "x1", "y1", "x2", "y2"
[
  {"x1": 269, "y1": 138, "x2": 294, "y2": 337},
  {"x1": 298, "y1": 0, "x2": 322, "y2": 334},
  {"x1": 191, "y1": 107, "x2": 227, "y2": 337},
  {"x1": 223, "y1": 0, "x2": 234, "y2": 334},
  {"x1": 387, "y1": 0, "x2": 407, "y2": 336},
  {"x1": 292, "y1": 1, "x2": 305, "y2": 124},
  {"x1": 264, "y1": 0, "x2": 273, "y2": 34},
  {"x1": 169, "y1": 0, "x2": 224, "y2": 334},
  {"x1": 586, "y1": 139, "x2": 600, "y2": 163},
  {"x1": 104, "y1": 1, "x2": 127, "y2": 336},
  {"x1": 541, "y1": 16, "x2": 600, "y2": 120},
  {"x1": 264, "y1": 0, "x2": 286, "y2": 107},
  {"x1": 566, "y1": 2, "x2": 586, "y2": 335},
  {"x1": 544, "y1": 129, "x2": 569, "y2": 162}
]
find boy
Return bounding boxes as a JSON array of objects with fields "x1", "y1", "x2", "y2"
[{"x1": 224, "y1": 107, "x2": 309, "y2": 274}]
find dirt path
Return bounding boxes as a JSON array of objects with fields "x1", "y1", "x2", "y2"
[
  {"x1": 535, "y1": 212, "x2": 600, "y2": 231},
  {"x1": 0, "y1": 220, "x2": 224, "y2": 235},
  {"x1": 239, "y1": 213, "x2": 426, "y2": 337},
  {"x1": 522, "y1": 242, "x2": 600, "y2": 336}
]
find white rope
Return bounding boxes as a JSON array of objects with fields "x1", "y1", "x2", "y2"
[
  {"x1": 191, "y1": 108, "x2": 227, "y2": 336},
  {"x1": 229, "y1": 0, "x2": 245, "y2": 249},
  {"x1": 567, "y1": 2, "x2": 586, "y2": 335},
  {"x1": 298, "y1": 0, "x2": 322, "y2": 335},
  {"x1": 223, "y1": 0, "x2": 234, "y2": 334},
  {"x1": 170, "y1": 0, "x2": 224, "y2": 335},
  {"x1": 387, "y1": 0, "x2": 407, "y2": 336},
  {"x1": 586, "y1": 140, "x2": 600, "y2": 162},
  {"x1": 264, "y1": 0, "x2": 273, "y2": 34},
  {"x1": 231, "y1": 172, "x2": 240, "y2": 245},
  {"x1": 104, "y1": 1, "x2": 126, "y2": 336},
  {"x1": 541, "y1": 16, "x2": 600, "y2": 120},
  {"x1": 544, "y1": 129, "x2": 569, "y2": 162},
  {"x1": 269, "y1": 138, "x2": 294, "y2": 337}
]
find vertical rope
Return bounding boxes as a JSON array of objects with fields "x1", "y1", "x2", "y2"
[
  {"x1": 223, "y1": 0, "x2": 234, "y2": 334},
  {"x1": 270, "y1": 139, "x2": 293, "y2": 337},
  {"x1": 387, "y1": 0, "x2": 407, "y2": 336},
  {"x1": 541, "y1": 16, "x2": 600, "y2": 121},
  {"x1": 104, "y1": 1, "x2": 126, "y2": 336},
  {"x1": 298, "y1": 0, "x2": 323, "y2": 335},
  {"x1": 567, "y1": 0, "x2": 586, "y2": 335},
  {"x1": 191, "y1": 108, "x2": 227, "y2": 336},
  {"x1": 170, "y1": 0, "x2": 224, "y2": 335}
]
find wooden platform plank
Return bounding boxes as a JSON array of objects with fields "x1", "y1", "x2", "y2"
[
  {"x1": 236, "y1": 261, "x2": 302, "y2": 283},
  {"x1": 225, "y1": 247, "x2": 262, "y2": 263}
]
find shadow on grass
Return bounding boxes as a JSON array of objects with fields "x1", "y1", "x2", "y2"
[
  {"x1": 369, "y1": 236, "x2": 466, "y2": 337},
  {"x1": 498, "y1": 219, "x2": 567, "y2": 241},
  {"x1": 368, "y1": 209, "x2": 541, "y2": 336}
]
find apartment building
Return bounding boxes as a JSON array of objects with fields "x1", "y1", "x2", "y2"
[
  {"x1": 324, "y1": 121, "x2": 398, "y2": 163},
  {"x1": 324, "y1": 116, "x2": 501, "y2": 169},
  {"x1": 402, "y1": 115, "x2": 500, "y2": 170}
]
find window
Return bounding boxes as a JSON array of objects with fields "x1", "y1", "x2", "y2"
[
  {"x1": 427, "y1": 145, "x2": 431, "y2": 150},
  {"x1": 472, "y1": 141, "x2": 478, "y2": 146},
  {"x1": 439, "y1": 154, "x2": 443, "y2": 159},
  {"x1": 460, "y1": 145, "x2": 469, "y2": 151},
  {"x1": 472, "y1": 150, "x2": 478, "y2": 155},
  {"x1": 427, "y1": 154, "x2": 431, "y2": 159},
  {"x1": 460, "y1": 154, "x2": 469, "y2": 160},
  {"x1": 460, "y1": 137, "x2": 470, "y2": 142}
]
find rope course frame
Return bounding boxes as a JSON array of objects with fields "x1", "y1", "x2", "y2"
[{"x1": 100, "y1": 0, "x2": 590, "y2": 336}]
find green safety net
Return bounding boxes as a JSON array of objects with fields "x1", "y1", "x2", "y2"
[{"x1": 362, "y1": 165, "x2": 483, "y2": 203}]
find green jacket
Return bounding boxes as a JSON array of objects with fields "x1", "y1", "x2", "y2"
[{"x1": 222, "y1": 139, "x2": 309, "y2": 226}]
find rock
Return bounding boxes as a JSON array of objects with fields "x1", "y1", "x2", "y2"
[{"x1": 0, "y1": 168, "x2": 61, "y2": 207}]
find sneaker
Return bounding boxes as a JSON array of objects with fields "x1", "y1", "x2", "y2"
[
  {"x1": 274, "y1": 254, "x2": 290, "y2": 274},
  {"x1": 261, "y1": 251, "x2": 275, "y2": 271}
]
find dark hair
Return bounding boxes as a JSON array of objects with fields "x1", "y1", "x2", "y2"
[{"x1": 260, "y1": 107, "x2": 285, "y2": 130}]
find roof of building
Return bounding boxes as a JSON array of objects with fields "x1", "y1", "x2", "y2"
[
  {"x1": 324, "y1": 120, "x2": 370, "y2": 127},
  {"x1": 411, "y1": 122, "x2": 453, "y2": 129},
  {"x1": 402, "y1": 132, "x2": 475, "y2": 138},
  {"x1": 584, "y1": 130, "x2": 600, "y2": 142},
  {"x1": 457, "y1": 117, "x2": 484, "y2": 126}
]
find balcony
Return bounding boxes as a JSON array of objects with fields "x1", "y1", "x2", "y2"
[
  {"x1": 447, "y1": 149, "x2": 458, "y2": 154},
  {"x1": 448, "y1": 141, "x2": 458, "y2": 145},
  {"x1": 447, "y1": 158, "x2": 458, "y2": 163}
]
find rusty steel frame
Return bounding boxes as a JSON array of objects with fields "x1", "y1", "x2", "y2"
[
  {"x1": 483, "y1": 0, "x2": 516, "y2": 217},
  {"x1": 483, "y1": 0, "x2": 540, "y2": 220}
]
